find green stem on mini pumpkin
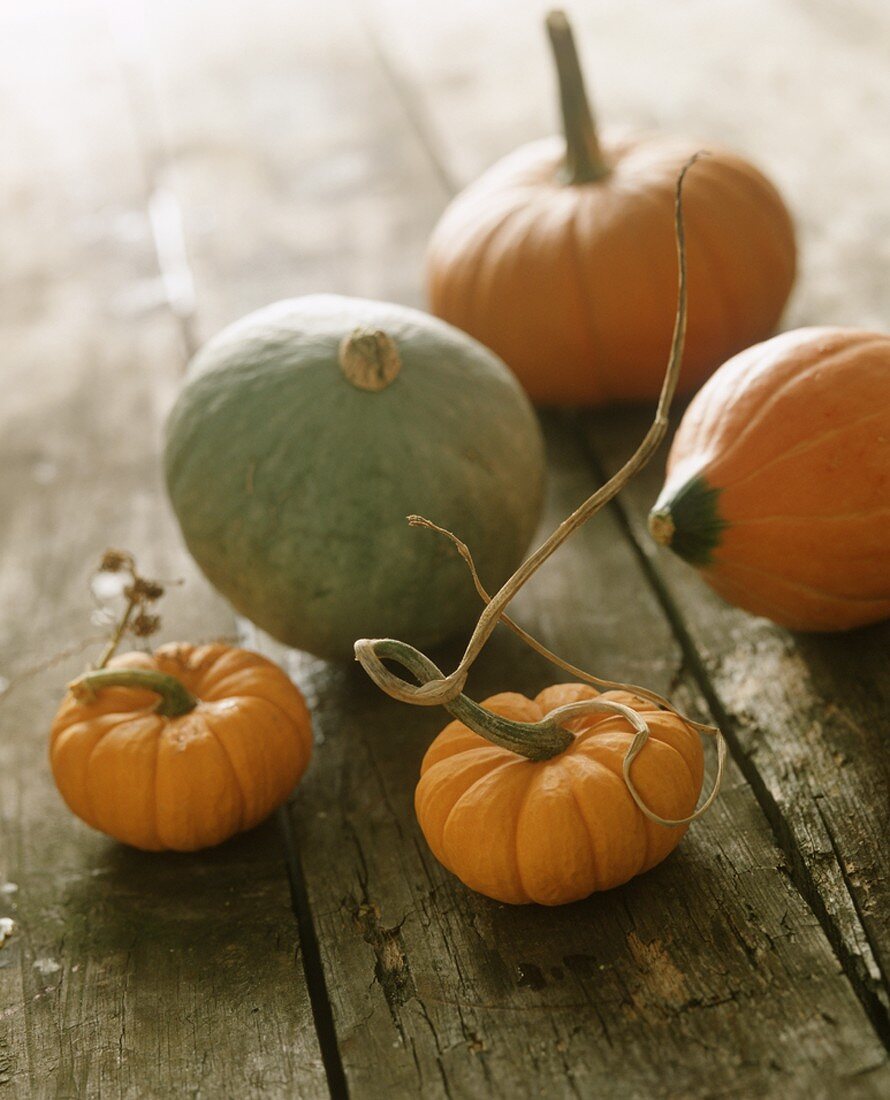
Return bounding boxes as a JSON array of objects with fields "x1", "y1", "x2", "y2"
[
  {"x1": 546, "y1": 10, "x2": 610, "y2": 185},
  {"x1": 68, "y1": 668, "x2": 198, "y2": 718},
  {"x1": 357, "y1": 638, "x2": 573, "y2": 761}
]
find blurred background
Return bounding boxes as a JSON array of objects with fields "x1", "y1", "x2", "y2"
[{"x1": 5, "y1": 0, "x2": 889, "y2": 371}]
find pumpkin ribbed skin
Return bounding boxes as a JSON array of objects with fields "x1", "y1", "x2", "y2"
[
  {"x1": 164, "y1": 295, "x2": 546, "y2": 660},
  {"x1": 50, "y1": 644, "x2": 312, "y2": 851},
  {"x1": 650, "y1": 327, "x2": 890, "y2": 631},
  {"x1": 426, "y1": 132, "x2": 796, "y2": 406},
  {"x1": 416, "y1": 684, "x2": 704, "y2": 905}
]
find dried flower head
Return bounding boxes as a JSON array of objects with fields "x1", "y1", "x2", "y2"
[
  {"x1": 124, "y1": 578, "x2": 166, "y2": 603},
  {"x1": 98, "y1": 549, "x2": 134, "y2": 574},
  {"x1": 92, "y1": 549, "x2": 171, "y2": 668},
  {"x1": 131, "y1": 611, "x2": 161, "y2": 638}
]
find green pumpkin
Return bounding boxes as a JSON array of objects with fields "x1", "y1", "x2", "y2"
[{"x1": 164, "y1": 295, "x2": 546, "y2": 660}]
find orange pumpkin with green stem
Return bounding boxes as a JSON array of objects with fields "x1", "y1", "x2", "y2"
[
  {"x1": 418, "y1": 686, "x2": 703, "y2": 903},
  {"x1": 401, "y1": 660, "x2": 708, "y2": 906},
  {"x1": 649, "y1": 327, "x2": 890, "y2": 631},
  {"x1": 425, "y1": 10, "x2": 796, "y2": 405},
  {"x1": 51, "y1": 643, "x2": 312, "y2": 851}
]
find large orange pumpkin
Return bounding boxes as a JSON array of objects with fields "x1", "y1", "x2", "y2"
[
  {"x1": 416, "y1": 684, "x2": 704, "y2": 905},
  {"x1": 649, "y1": 327, "x2": 890, "y2": 631},
  {"x1": 50, "y1": 643, "x2": 312, "y2": 851},
  {"x1": 425, "y1": 12, "x2": 796, "y2": 406}
]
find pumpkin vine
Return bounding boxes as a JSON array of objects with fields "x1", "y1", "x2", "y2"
[{"x1": 356, "y1": 155, "x2": 726, "y2": 828}]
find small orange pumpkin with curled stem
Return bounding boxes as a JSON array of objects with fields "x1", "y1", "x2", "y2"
[
  {"x1": 357, "y1": 158, "x2": 725, "y2": 904},
  {"x1": 419, "y1": 688, "x2": 702, "y2": 904},
  {"x1": 379, "y1": 645, "x2": 711, "y2": 905},
  {"x1": 51, "y1": 643, "x2": 312, "y2": 851}
]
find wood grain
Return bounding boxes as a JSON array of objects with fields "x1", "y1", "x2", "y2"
[
  {"x1": 143, "y1": 0, "x2": 890, "y2": 1091},
  {"x1": 259, "y1": 421, "x2": 889, "y2": 1097},
  {"x1": 0, "y1": 4, "x2": 324, "y2": 1095},
  {"x1": 362, "y1": 0, "x2": 890, "y2": 1049},
  {"x1": 586, "y1": 407, "x2": 890, "y2": 1038},
  {"x1": 138, "y1": 0, "x2": 448, "y2": 342}
]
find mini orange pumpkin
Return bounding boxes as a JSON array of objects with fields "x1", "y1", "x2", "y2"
[
  {"x1": 50, "y1": 643, "x2": 312, "y2": 851},
  {"x1": 649, "y1": 327, "x2": 890, "y2": 631},
  {"x1": 416, "y1": 684, "x2": 704, "y2": 905},
  {"x1": 425, "y1": 12, "x2": 796, "y2": 406}
]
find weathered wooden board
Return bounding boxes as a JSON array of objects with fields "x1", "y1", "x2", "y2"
[
  {"x1": 363, "y1": 0, "x2": 890, "y2": 1045},
  {"x1": 265, "y1": 421, "x2": 890, "y2": 1097},
  {"x1": 0, "y1": 4, "x2": 324, "y2": 1095},
  {"x1": 144, "y1": 0, "x2": 890, "y2": 1092},
  {"x1": 139, "y1": 0, "x2": 447, "y2": 339},
  {"x1": 586, "y1": 407, "x2": 890, "y2": 1038}
]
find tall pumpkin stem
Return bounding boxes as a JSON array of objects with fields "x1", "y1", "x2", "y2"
[
  {"x1": 546, "y1": 10, "x2": 610, "y2": 184},
  {"x1": 68, "y1": 668, "x2": 198, "y2": 718}
]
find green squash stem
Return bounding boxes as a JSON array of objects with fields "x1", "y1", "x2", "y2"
[
  {"x1": 546, "y1": 10, "x2": 610, "y2": 185},
  {"x1": 68, "y1": 668, "x2": 198, "y2": 718},
  {"x1": 649, "y1": 474, "x2": 727, "y2": 565}
]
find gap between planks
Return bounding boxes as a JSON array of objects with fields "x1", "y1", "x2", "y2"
[
  {"x1": 582, "y1": 427, "x2": 890, "y2": 1048},
  {"x1": 107, "y1": 6, "x2": 352, "y2": 1095}
]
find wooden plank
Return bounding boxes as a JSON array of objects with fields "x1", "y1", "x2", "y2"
[
  {"x1": 146, "y1": 0, "x2": 890, "y2": 1092},
  {"x1": 586, "y1": 406, "x2": 890, "y2": 1036},
  {"x1": 363, "y1": 0, "x2": 890, "y2": 1042},
  {"x1": 256, "y1": 420, "x2": 890, "y2": 1097},
  {"x1": 139, "y1": 0, "x2": 447, "y2": 339},
  {"x1": 0, "y1": 4, "x2": 325, "y2": 1095}
]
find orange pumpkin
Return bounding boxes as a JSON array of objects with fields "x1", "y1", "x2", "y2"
[
  {"x1": 425, "y1": 12, "x2": 796, "y2": 406},
  {"x1": 50, "y1": 643, "x2": 312, "y2": 851},
  {"x1": 649, "y1": 327, "x2": 890, "y2": 631},
  {"x1": 416, "y1": 684, "x2": 704, "y2": 905}
]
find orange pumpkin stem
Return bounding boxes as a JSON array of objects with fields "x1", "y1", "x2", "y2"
[
  {"x1": 546, "y1": 10, "x2": 609, "y2": 185},
  {"x1": 68, "y1": 668, "x2": 198, "y2": 718}
]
